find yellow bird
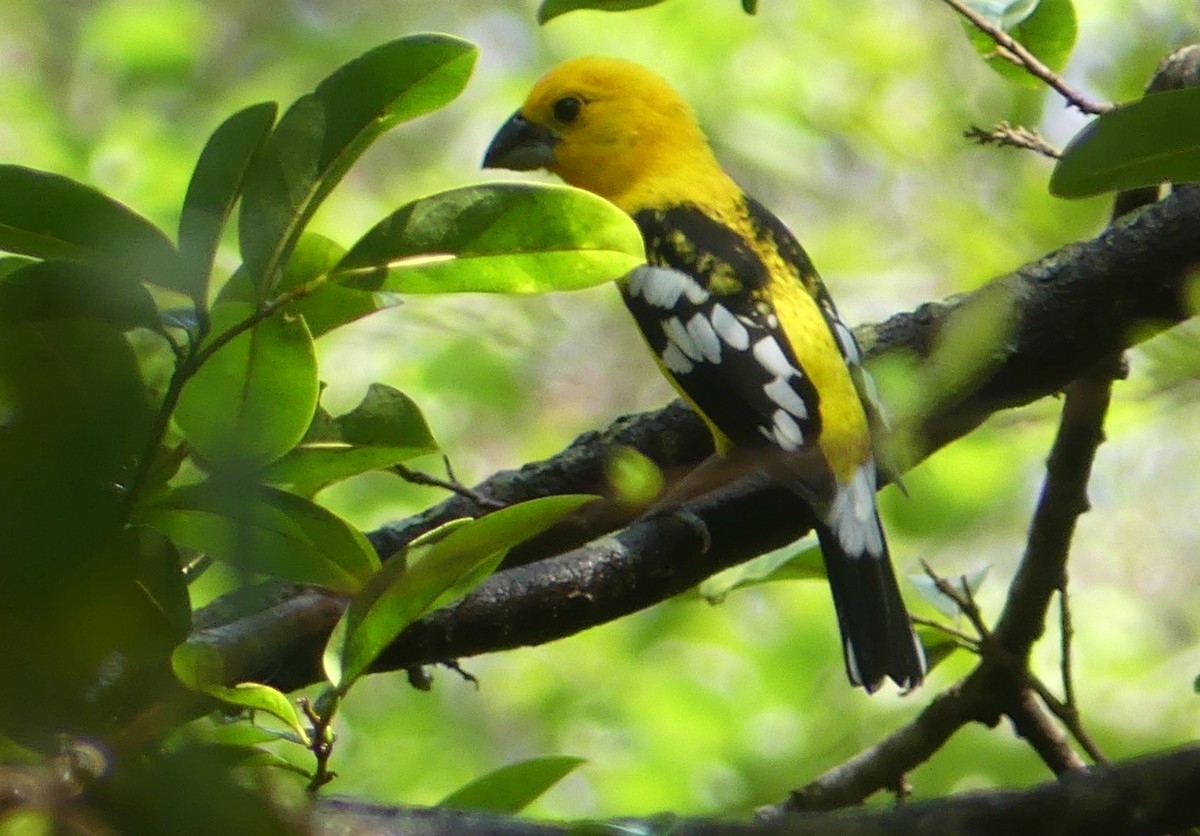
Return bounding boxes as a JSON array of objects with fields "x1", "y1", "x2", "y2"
[{"x1": 484, "y1": 57, "x2": 925, "y2": 691}]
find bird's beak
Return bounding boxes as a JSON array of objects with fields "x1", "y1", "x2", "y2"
[{"x1": 483, "y1": 111, "x2": 559, "y2": 171}]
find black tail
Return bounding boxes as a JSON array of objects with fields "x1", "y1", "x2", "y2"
[{"x1": 815, "y1": 515, "x2": 926, "y2": 692}]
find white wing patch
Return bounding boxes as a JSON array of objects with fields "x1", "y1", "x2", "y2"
[
  {"x1": 662, "y1": 317, "x2": 701, "y2": 362},
  {"x1": 662, "y1": 342, "x2": 694, "y2": 374},
  {"x1": 686, "y1": 313, "x2": 722, "y2": 363},
  {"x1": 628, "y1": 265, "x2": 708, "y2": 309},
  {"x1": 828, "y1": 463, "x2": 884, "y2": 558},
  {"x1": 831, "y1": 318, "x2": 862, "y2": 365},
  {"x1": 771, "y1": 409, "x2": 805, "y2": 451},
  {"x1": 763, "y1": 376, "x2": 808, "y2": 420},
  {"x1": 752, "y1": 336, "x2": 796, "y2": 379},
  {"x1": 710, "y1": 303, "x2": 750, "y2": 350}
]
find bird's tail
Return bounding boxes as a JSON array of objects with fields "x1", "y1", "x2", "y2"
[{"x1": 814, "y1": 509, "x2": 926, "y2": 692}]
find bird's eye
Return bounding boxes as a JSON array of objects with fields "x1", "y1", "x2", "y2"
[{"x1": 552, "y1": 96, "x2": 583, "y2": 125}]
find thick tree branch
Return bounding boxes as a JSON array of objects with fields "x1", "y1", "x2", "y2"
[
  {"x1": 312, "y1": 745, "x2": 1200, "y2": 835},
  {"x1": 186, "y1": 183, "x2": 1200, "y2": 700}
]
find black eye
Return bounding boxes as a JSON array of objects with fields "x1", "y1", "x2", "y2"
[{"x1": 552, "y1": 96, "x2": 583, "y2": 125}]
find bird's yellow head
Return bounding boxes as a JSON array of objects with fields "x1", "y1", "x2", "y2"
[{"x1": 483, "y1": 57, "x2": 735, "y2": 212}]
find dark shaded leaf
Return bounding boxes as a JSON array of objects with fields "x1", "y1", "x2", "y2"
[
  {"x1": 177, "y1": 102, "x2": 278, "y2": 304},
  {"x1": 537, "y1": 0, "x2": 668, "y2": 24},
  {"x1": 0, "y1": 164, "x2": 177, "y2": 282},
  {"x1": 0, "y1": 260, "x2": 158, "y2": 330},
  {"x1": 142, "y1": 481, "x2": 378, "y2": 592},
  {"x1": 1051, "y1": 86, "x2": 1200, "y2": 197}
]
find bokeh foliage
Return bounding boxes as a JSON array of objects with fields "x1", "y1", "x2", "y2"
[{"x1": 1, "y1": 0, "x2": 1199, "y2": 824}]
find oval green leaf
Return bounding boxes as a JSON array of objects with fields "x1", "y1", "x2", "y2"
[
  {"x1": 439, "y1": 756, "x2": 587, "y2": 813},
  {"x1": 177, "y1": 102, "x2": 278, "y2": 304},
  {"x1": 324, "y1": 494, "x2": 597, "y2": 691},
  {"x1": 0, "y1": 164, "x2": 177, "y2": 282},
  {"x1": 1051, "y1": 86, "x2": 1200, "y2": 198},
  {"x1": 537, "y1": 0, "x2": 668, "y2": 24},
  {"x1": 172, "y1": 643, "x2": 310, "y2": 744},
  {"x1": 175, "y1": 303, "x2": 319, "y2": 469},
  {"x1": 238, "y1": 35, "x2": 477, "y2": 295},
  {"x1": 333, "y1": 183, "x2": 645, "y2": 294},
  {"x1": 964, "y1": 0, "x2": 1076, "y2": 89},
  {"x1": 142, "y1": 481, "x2": 378, "y2": 592},
  {"x1": 263, "y1": 383, "x2": 438, "y2": 497}
]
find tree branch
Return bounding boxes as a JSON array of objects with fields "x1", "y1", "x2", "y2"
[{"x1": 312, "y1": 745, "x2": 1200, "y2": 835}]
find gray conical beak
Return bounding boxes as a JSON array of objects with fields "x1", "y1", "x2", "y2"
[{"x1": 483, "y1": 111, "x2": 559, "y2": 171}]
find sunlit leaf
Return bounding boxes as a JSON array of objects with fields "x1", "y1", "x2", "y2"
[
  {"x1": 324, "y1": 494, "x2": 597, "y2": 691},
  {"x1": 910, "y1": 566, "x2": 991, "y2": 620},
  {"x1": 333, "y1": 183, "x2": 644, "y2": 294},
  {"x1": 537, "y1": 0, "x2": 668, "y2": 24},
  {"x1": 1051, "y1": 87, "x2": 1200, "y2": 198},
  {"x1": 239, "y1": 35, "x2": 477, "y2": 295},
  {"x1": 174, "y1": 303, "x2": 319, "y2": 469},
  {"x1": 142, "y1": 481, "x2": 379, "y2": 592},
  {"x1": 0, "y1": 164, "x2": 177, "y2": 282},
  {"x1": 964, "y1": 0, "x2": 1076, "y2": 90},
  {"x1": 439, "y1": 756, "x2": 587, "y2": 813},
  {"x1": 262, "y1": 383, "x2": 438, "y2": 497},
  {"x1": 172, "y1": 643, "x2": 310, "y2": 744},
  {"x1": 177, "y1": 102, "x2": 278, "y2": 304},
  {"x1": 698, "y1": 538, "x2": 824, "y2": 604}
]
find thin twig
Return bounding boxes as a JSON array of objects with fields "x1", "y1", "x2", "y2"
[
  {"x1": 938, "y1": 0, "x2": 1114, "y2": 114},
  {"x1": 910, "y1": 615, "x2": 981, "y2": 652},
  {"x1": 393, "y1": 456, "x2": 504, "y2": 511},
  {"x1": 964, "y1": 122, "x2": 1061, "y2": 159},
  {"x1": 1059, "y1": 586, "x2": 1077, "y2": 711}
]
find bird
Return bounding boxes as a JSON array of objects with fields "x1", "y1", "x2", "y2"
[{"x1": 483, "y1": 56, "x2": 925, "y2": 692}]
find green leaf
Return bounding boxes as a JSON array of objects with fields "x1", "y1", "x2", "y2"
[
  {"x1": 324, "y1": 494, "x2": 597, "y2": 691},
  {"x1": 131, "y1": 525, "x2": 192, "y2": 643},
  {"x1": 964, "y1": 0, "x2": 1076, "y2": 89},
  {"x1": 439, "y1": 756, "x2": 587, "y2": 813},
  {"x1": 0, "y1": 260, "x2": 159, "y2": 330},
  {"x1": 603, "y1": 445, "x2": 664, "y2": 510},
  {"x1": 172, "y1": 643, "x2": 311, "y2": 744},
  {"x1": 333, "y1": 183, "x2": 645, "y2": 294},
  {"x1": 914, "y1": 626, "x2": 963, "y2": 672},
  {"x1": 910, "y1": 566, "x2": 991, "y2": 620},
  {"x1": 177, "y1": 102, "x2": 278, "y2": 304},
  {"x1": 175, "y1": 303, "x2": 319, "y2": 469},
  {"x1": 740, "y1": 0, "x2": 758, "y2": 11},
  {"x1": 262, "y1": 383, "x2": 438, "y2": 497},
  {"x1": 239, "y1": 35, "x2": 477, "y2": 295},
  {"x1": 537, "y1": 0, "x2": 668, "y2": 24},
  {"x1": 217, "y1": 234, "x2": 400, "y2": 337},
  {"x1": 0, "y1": 256, "x2": 35, "y2": 279},
  {"x1": 141, "y1": 481, "x2": 379, "y2": 592},
  {"x1": 698, "y1": 538, "x2": 824, "y2": 604},
  {"x1": 0, "y1": 164, "x2": 177, "y2": 282},
  {"x1": 962, "y1": 0, "x2": 1040, "y2": 28},
  {"x1": 1051, "y1": 86, "x2": 1200, "y2": 198}
]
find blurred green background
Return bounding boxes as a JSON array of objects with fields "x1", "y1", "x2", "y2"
[{"x1": 3, "y1": 0, "x2": 1199, "y2": 818}]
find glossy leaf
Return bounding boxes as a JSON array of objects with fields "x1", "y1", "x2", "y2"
[
  {"x1": 439, "y1": 756, "x2": 587, "y2": 813},
  {"x1": 239, "y1": 35, "x2": 477, "y2": 295},
  {"x1": 131, "y1": 525, "x2": 192, "y2": 643},
  {"x1": 965, "y1": 0, "x2": 1076, "y2": 89},
  {"x1": 962, "y1": 0, "x2": 1040, "y2": 28},
  {"x1": 173, "y1": 642, "x2": 309, "y2": 743},
  {"x1": 333, "y1": 183, "x2": 645, "y2": 294},
  {"x1": 177, "y1": 102, "x2": 278, "y2": 304},
  {"x1": 262, "y1": 383, "x2": 438, "y2": 497},
  {"x1": 142, "y1": 481, "x2": 379, "y2": 592},
  {"x1": 174, "y1": 303, "x2": 319, "y2": 468},
  {"x1": 324, "y1": 494, "x2": 597, "y2": 691},
  {"x1": 0, "y1": 164, "x2": 177, "y2": 282},
  {"x1": 537, "y1": 0, "x2": 667, "y2": 24},
  {"x1": 0, "y1": 260, "x2": 159, "y2": 330},
  {"x1": 1051, "y1": 87, "x2": 1200, "y2": 197}
]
